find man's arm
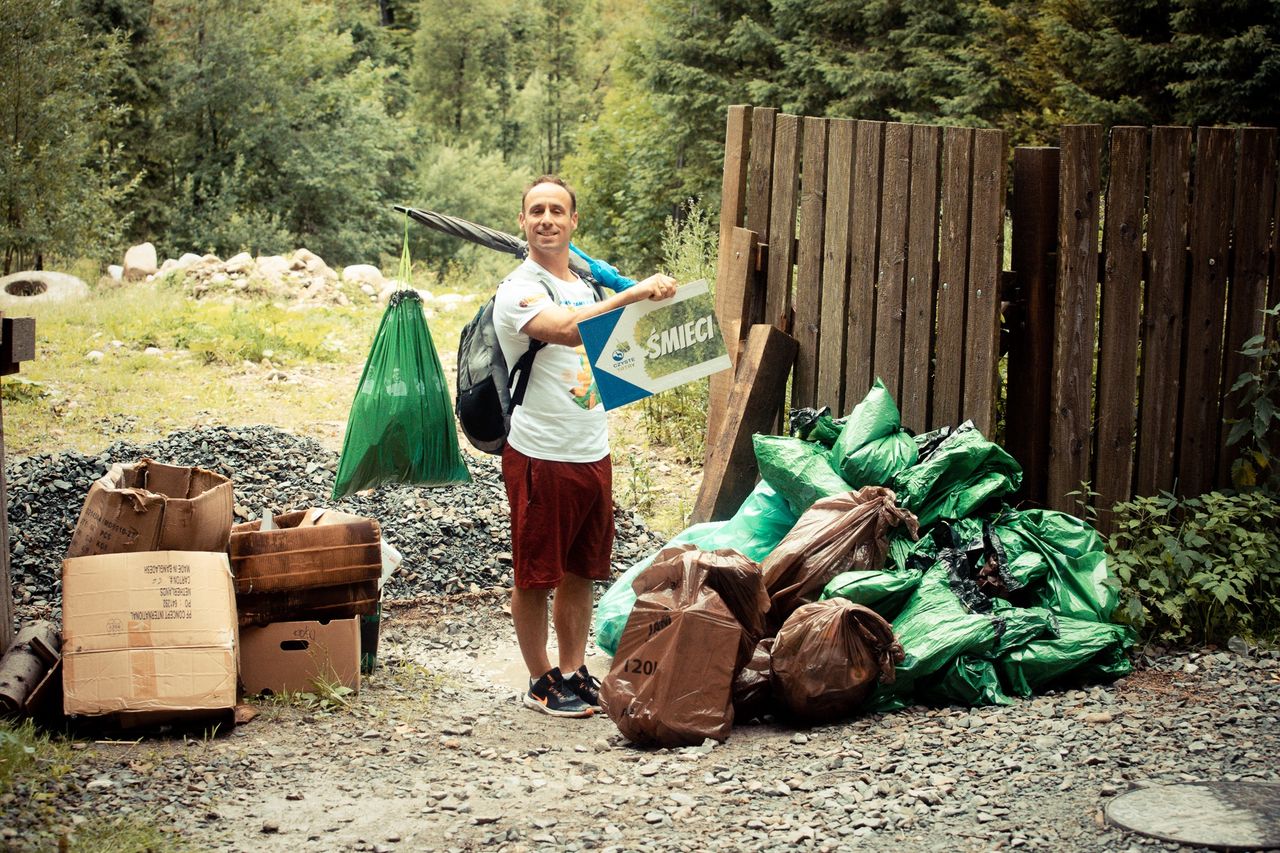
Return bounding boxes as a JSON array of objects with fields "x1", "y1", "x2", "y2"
[{"x1": 521, "y1": 274, "x2": 679, "y2": 347}]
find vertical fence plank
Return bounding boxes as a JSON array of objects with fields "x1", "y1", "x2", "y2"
[
  {"x1": 1094, "y1": 127, "x2": 1148, "y2": 528},
  {"x1": 766, "y1": 115, "x2": 803, "y2": 331},
  {"x1": 745, "y1": 108, "x2": 778, "y2": 328},
  {"x1": 901, "y1": 125, "x2": 941, "y2": 431},
  {"x1": 1047, "y1": 125, "x2": 1101, "y2": 512},
  {"x1": 1177, "y1": 127, "x2": 1236, "y2": 496},
  {"x1": 792, "y1": 117, "x2": 829, "y2": 411},
  {"x1": 707, "y1": 107, "x2": 755, "y2": 448},
  {"x1": 932, "y1": 127, "x2": 974, "y2": 429},
  {"x1": 1136, "y1": 127, "x2": 1192, "y2": 496},
  {"x1": 1006, "y1": 147, "x2": 1060, "y2": 508},
  {"x1": 818, "y1": 119, "x2": 856, "y2": 413},
  {"x1": 844, "y1": 120, "x2": 885, "y2": 407},
  {"x1": 717, "y1": 106, "x2": 753, "y2": 272},
  {"x1": 873, "y1": 123, "x2": 912, "y2": 402},
  {"x1": 1219, "y1": 128, "x2": 1277, "y2": 483},
  {"x1": 963, "y1": 129, "x2": 1008, "y2": 436}
]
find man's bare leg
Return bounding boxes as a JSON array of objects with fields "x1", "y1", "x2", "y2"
[
  {"x1": 553, "y1": 573, "x2": 593, "y2": 675},
  {"x1": 511, "y1": 587, "x2": 552, "y2": 679}
]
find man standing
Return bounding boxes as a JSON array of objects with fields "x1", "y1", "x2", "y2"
[{"x1": 494, "y1": 175, "x2": 677, "y2": 717}]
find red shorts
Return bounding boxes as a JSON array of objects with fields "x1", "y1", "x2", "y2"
[{"x1": 501, "y1": 444, "x2": 615, "y2": 590}]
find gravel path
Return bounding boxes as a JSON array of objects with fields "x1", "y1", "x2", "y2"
[
  {"x1": 5, "y1": 425, "x2": 1278, "y2": 851},
  {"x1": 7, "y1": 596, "x2": 1276, "y2": 852}
]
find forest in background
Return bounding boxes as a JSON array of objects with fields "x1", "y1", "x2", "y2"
[{"x1": 3, "y1": 0, "x2": 1278, "y2": 281}]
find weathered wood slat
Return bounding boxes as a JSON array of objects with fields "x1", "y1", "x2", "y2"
[
  {"x1": 872, "y1": 123, "x2": 912, "y2": 402},
  {"x1": 704, "y1": 227, "x2": 759, "y2": 461},
  {"x1": 844, "y1": 120, "x2": 885, "y2": 408},
  {"x1": 1136, "y1": 127, "x2": 1192, "y2": 496},
  {"x1": 717, "y1": 106, "x2": 753, "y2": 266},
  {"x1": 817, "y1": 119, "x2": 856, "y2": 413},
  {"x1": 1006, "y1": 147, "x2": 1060, "y2": 507},
  {"x1": 792, "y1": 116, "x2": 829, "y2": 411},
  {"x1": 765, "y1": 115, "x2": 803, "y2": 331},
  {"x1": 900, "y1": 125, "x2": 941, "y2": 432},
  {"x1": 745, "y1": 108, "x2": 778, "y2": 328},
  {"x1": 1047, "y1": 125, "x2": 1101, "y2": 512},
  {"x1": 692, "y1": 325, "x2": 799, "y2": 523},
  {"x1": 1094, "y1": 127, "x2": 1148, "y2": 527},
  {"x1": 963, "y1": 128, "x2": 1008, "y2": 436},
  {"x1": 1219, "y1": 128, "x2": 1276, "y2": 483},
  {"x1": 1177, "y1": 127, "x2": 1236, "y2": 496},
  {"x1": 932, "y1": 127, "x2": 973, "y2": 429}
]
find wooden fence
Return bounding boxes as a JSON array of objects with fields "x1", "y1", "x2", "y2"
[{"x1": 701, "y1": 106, "x2": 1279, "y2": 527}]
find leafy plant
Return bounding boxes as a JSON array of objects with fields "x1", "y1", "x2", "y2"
[
  {"x1": 1107, "y1": 490, "x2": 1280, "y2": 647},
  {"x1": 1226, "y1": 302, "x2": 1280, "y2": 493}
]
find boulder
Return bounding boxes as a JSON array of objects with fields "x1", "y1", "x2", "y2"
[
  {"x1": 256, "y1": 255, "x2": 291, "y2": 282},
  {"x1": 107, "y1": 265, "x2": 123, "y2": 281},
  {"x1": 224, "y1": 252, "x2": 254, "y2": 275},
  {"x1": 123, "y1": 242, "x2": 158, "y2": 280},
  {"x1": 342, "y1": 264, "x2": 384, "y2": 288}
]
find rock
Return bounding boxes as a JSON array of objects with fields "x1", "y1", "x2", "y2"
[
  {"x1": 256, "y1": 255, "x2": 291, "y2": 282},
  {"x1": 224, "y1": 252, "x2": 254, "y2": 275},
  {"x1": 1084, "y1": 712, "x2": 1113, "y2": 724},
  {"x1": 85, "y1": 351, "x2": 104, "y2": 363},
  {"x1": 123, "y1": 242, "x2": 158, "y2": 280},
  {"x1": 343, "y1": 264, "x2": 384, "y2": 287},
  {"x1": 107, "y1": 265, "x2": 123, "y2": 281}
]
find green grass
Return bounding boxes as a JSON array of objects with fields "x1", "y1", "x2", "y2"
[{"x1": 0, "y1": 721, "x2": 189, "y2": 853}]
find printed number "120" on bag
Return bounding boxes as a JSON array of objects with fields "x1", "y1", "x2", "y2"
[{"x1": 624, "y1": 658, "x2": 657, "y2": 675}]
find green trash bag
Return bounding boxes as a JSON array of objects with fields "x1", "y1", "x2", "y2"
[
  {"x1": 890, "y1": 421, "x2": 1022, "y2": 528},
  {"x1": 996, "y1": 614, "x2": 1134, "y2": 697},
  {"x1": 332, "y1": 237, "x2": 470, "y2": 498},
  {"x1": 989, "y1": 509, "x2": 1118, "y2": 623},
  {"x1": 820, "y1": 567, "x2": 923, "y2": 621},
  {"x1": 755, "y1": 434, "x2": 854, "y2": 516},
  {"x1": 870, "y1": 559, "x2": 1001, "y2": 709},
  {"x1": 915, "y1": 653, "x2": 1012, "y2": 707},
  {"x1": 594, "y1": 480, "x2": 798, "y2": 655},
  {"x1": 788, "y1": 406, "x2": 844, "y2": 448},
  {"x1": 828, "y1": 379, "x2": 918, "y2": 488}
]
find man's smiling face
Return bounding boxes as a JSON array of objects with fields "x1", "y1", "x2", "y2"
[{"x1": 519, "y1": 182, "x2": 578, "y2": 258}]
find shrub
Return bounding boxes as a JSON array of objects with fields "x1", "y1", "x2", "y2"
[{"x1": 1107, "y1": 490, "x2": 1280, "y2": 647}]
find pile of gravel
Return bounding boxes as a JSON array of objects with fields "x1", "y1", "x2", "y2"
[{"x1": 6, "y1": 425, "x2": 665, "y2": 619}]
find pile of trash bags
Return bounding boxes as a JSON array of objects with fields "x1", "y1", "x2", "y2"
[{"x1": 595, "y1": 378, "x2": 1134, "y2": 746}]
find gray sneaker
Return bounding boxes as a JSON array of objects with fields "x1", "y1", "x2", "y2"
[
  {"x1": 564, "y1": 665, "x2": 602, "y2": 712},
  {"x1": 523, "y1": 667, "x2": 593, "y2": 718}
]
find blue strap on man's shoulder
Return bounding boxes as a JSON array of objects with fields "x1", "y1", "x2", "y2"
[{"x1": 570, "y1": 244, "x2": 636, "y2": 292}]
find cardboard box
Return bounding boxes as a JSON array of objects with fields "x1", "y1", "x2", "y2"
[
  {"x1": 229, "y1": 508, "x2": 382, "y2": 593},
  {"x1": 239, "y1": 618, "x2": 360, "y2": 696},
  {"x1": 66, "y1": 460, "x2": 234, "y2": 558},
  {"x1": 62, "y1": 551, "x2": 238, "y2": 722}
]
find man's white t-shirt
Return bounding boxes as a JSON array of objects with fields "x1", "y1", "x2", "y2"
[{"x1": 493, "y1": 259, "x2": 608, "y2": 462}]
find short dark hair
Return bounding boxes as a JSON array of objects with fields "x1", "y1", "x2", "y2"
[{"x1": 522, "y1": 174, "x2": 576, "y2": 213}]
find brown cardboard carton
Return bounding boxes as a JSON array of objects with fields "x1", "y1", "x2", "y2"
[
  {"x1": 61, "y1": 551, "x2": 238, "y2": 721},
  {"x1": 228, "y1": 509, "x2": 382, "y2": 593},
  {"x1": 238, "y1": 618, "x2": 360, "y2": 696},
  {"x1": 66, "y1": 460, "x2": 234, "y2": 558}
]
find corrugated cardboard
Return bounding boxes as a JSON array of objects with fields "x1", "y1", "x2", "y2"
[
  {"x1": 66, "y1": 460, "x2": 234, "y2": 558},
  {"x1": 61, "y1": 551, "x2": 238, "y2": 720},
  {"x1": 229, "y1": 508, "x2": 382, "y2": 593},
  {"x1": 239, "y1": 618, "x2": 360, "y2": 696}
]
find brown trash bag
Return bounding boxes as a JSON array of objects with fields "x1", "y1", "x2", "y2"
[
  {"x1": 600, "y1": 546, "x2": 764, "y2": 746},
  {"x1": 762, "y1": 486, "x2": 919, "y2": 632},
  {"x1": 731, "y1": 638, "x2": 775, "y2": 722},
  {"x1": 771, "y1": 598, "x2": 905, "y2": 724}
]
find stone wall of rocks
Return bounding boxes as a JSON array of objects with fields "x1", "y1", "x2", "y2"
[{"x1": 7, "y1": 425, "x2": 663, "y2": 623}]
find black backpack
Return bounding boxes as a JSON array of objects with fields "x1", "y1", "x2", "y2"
[{"x1": 455, "y1": 276, "x2": 605, "y2": 454}]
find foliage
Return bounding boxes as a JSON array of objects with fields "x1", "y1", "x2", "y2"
[
  {"x1": 0, "y1": 0, "x2": 136, "y2": 273},
  {"x1": 635, "y1": 204, "x2": 718, "y2": 462},
  {"x1": 1108, "y1": 490, "x2": 1280, "y2": 646},
  {"x1": 1226, "y1": 303, "x2": 1280, "y2": 493}
]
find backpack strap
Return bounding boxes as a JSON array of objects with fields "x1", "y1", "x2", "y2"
[
  {"x1": 507, "y1": 274, "x2": 605, "y2": 411},
  {"x1": 507, "y1": 280, "x2": 556, "y2": 411}
]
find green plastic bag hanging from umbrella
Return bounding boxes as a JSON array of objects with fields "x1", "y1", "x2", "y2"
[{"x1": 332, "y1": 227, "x2": 471, "y2": 498}]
